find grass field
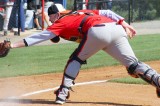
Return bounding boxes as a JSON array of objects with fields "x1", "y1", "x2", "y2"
[{"x1": 0, "y1": 34, "x2": 160, "y2": 79}]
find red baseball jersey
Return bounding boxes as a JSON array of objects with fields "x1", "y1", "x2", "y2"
[{"x1": 47, "y1": 10, "x2": 115, "y2": 41}]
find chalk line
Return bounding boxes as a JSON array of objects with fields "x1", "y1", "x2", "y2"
[{"x1": 9, "y1": 79, "x2": 109, "y2": 99}]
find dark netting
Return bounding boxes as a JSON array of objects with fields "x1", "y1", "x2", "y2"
[
  {"x1": 131, "y1": 0, "x2": 159, "y2": 22},
  {"x1": 0, "y1": 14, "x2": 4, "y2": 31},
  {"x1": 74, "y1": 0, "x2": 130, "y2": 23},
  {"x1": 8, "y1": 0, "x2": 19, "y2": 30},
  {"x1": 1, "y1": 0, "x2": 159, "y2": 32},
  {"x1": 73, "y1": 0, "x2": 160, "y2": 23}
]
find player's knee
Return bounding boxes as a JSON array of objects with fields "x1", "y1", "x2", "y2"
[
  {"x1": 126, "y1": 61, "x2": 139, "y2": 78},
  {"x1": 64, "y1": 58, "x2": 83, "y2": 79},
  {"x1": 70, "y1": 55, "x2": 86, "y2": 65}
]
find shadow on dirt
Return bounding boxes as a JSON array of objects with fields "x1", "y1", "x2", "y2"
[
  {"x1": 0, "y1": 99, "x2": 142, "y2": 106},
  {"x1": 0, "y1": 99, "x2": 54, "y2": 104},
  {"x1": 67, "y1": 101, "x2": 142, "y2": 106}
]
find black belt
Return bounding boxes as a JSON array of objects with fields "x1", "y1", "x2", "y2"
[
  {"x1": 78, "y1": 15, "x2": 90, "y2": 34},
  {"x1": 78, "y1": 13, "x2": 93, "y2": 34},
  {"x1": 93, "y1": 24, "x2": 106, "y2": 27}
]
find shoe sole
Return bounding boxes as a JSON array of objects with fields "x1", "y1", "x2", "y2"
[{"x1": 55, "y1": 100, "x2": 65, "y2": 105}]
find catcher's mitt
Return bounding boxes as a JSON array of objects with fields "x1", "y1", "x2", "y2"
[{"x1": 0, "y1": 40, "x2": 11, "y2": 57}]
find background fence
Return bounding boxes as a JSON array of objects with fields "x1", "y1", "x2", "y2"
[
  {"x1": 0, "y1": 0, "x2": 159, "y2": 34},
  {"x1": 67, "y1": 0, "x2": 160, "y2": 24}
]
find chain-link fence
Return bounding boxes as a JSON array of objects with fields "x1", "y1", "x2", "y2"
[
  {"x1": 1, "y1": 0, "x2": 159, "y2": 35},
  {"x1": 68, "y1": 0, "x2": 160, "y2": 24},
  {"x1": 130, "y1": 0, "x2": 160, "y2": 21},
  {"x1": 104, "y1": 0, "x2": 160, "y2": 22}
]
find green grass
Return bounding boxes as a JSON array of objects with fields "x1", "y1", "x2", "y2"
[
  {"x1": 109, "y1": 77, "x2": 148, "y2": 85},
  {"x1": 0, "y1": 34, "x2": 160, "y2": 79}
]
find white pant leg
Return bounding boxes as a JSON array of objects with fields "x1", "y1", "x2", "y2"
[
  {"x1": 44, "y1": 2, "x2": 54, "y2": 12},
  {"x1": 25, "y1": 10, "x2": 34, "y2": 29},
  {"x1": 77, "y1": 22, "x2": 137, "y2": 67},
  {"x1": 3, "y1": 2, "x2": 14, "y2": 31},
  {"x1": 102, "y1": 24, "x2": 138, "y2": 67},
  {"x1": 78, "y1": 23, "x2": 122, "y2": 60},
  {"x1": 103, "y1": 36, "x2": 138, "y2": 67}
]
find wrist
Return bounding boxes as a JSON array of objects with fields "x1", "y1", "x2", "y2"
[{"x1": 117, "y1": 19, "x2": 124, "y2": 25}]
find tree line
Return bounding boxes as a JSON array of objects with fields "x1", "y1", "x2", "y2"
[{"x1": 66, "y1": 0, "x2": 160, "y2": 21}]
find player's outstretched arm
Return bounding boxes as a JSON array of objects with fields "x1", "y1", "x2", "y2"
[
  {"x1": 11, "y1": 40, "x2": 26, "y2": 48},
  {"x1": 11, "y1": 30, "x2": 57, "y2": 48}
]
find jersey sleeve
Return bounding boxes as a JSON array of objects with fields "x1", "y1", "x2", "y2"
[
  {"x1": 77, "y1": 10, "x2": 99, "y2": 15},
  {"x1": 99, "y1": 10, "x2": 124, "y2": 24},
  {"x1": 24, "y1": 30, "x2": 56, "y2": 46}
]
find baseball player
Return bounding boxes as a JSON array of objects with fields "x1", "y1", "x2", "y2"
[{"x1": 1, "y1": 3, "x2": 160, "y2": 105}]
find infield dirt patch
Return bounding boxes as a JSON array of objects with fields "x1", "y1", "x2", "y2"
[{"x1": 0, "y1": 61, "x2": 160, "y2": 106}]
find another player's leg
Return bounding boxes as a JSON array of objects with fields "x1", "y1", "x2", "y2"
[{"x1": 3, "y1": 3, "x2": 13, "y2": 36}]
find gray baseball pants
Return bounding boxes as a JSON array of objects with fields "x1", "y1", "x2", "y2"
[{"x1": 58, "y1": 22, "x2": 160, "y2": 101}]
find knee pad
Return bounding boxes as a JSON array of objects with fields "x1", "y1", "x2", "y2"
[
  {"x1": 71, "y1": 56, "x2": 87, "y2": 65},
  {"x1": 69, "y1": 50, "x2": 87, "y2": 65},
  {"x1": 62, "y1": 59, "x2": 80, "y2": 88},
  {"x1": 62, "y1": 51, "x2": 87, "y2": 87},
  {"x1": 128, "y1": 61, "x2": 160, "y2": 89},
  {"x1": 127, "y1": 61, "x2": 139, "y2": 78},
  {"x1": 63, "y1": 56, "x2": 86, "y2": 86},
  {"x1": 65, "y1": 55, "x2": 86, "y2": 79}
]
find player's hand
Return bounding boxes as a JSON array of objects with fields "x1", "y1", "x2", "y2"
[
  {"x1": 121, "y1": 21, "x2": 136, "y2": 39},
  {"x1": 125, "y1": 26, "x2": 136, "y2": 39}
]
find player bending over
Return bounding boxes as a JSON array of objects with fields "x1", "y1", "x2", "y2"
[{"x1": 0, "y1": 3, "x2": 160, "y2": 105}]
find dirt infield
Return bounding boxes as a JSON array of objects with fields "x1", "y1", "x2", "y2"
[{"x1": 0, "y1": 60, "x2": 160, "y2": 106}]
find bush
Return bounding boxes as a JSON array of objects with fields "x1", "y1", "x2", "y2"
[{"x1": 145, "y1": 9, "x2": 157, "y2": 20}]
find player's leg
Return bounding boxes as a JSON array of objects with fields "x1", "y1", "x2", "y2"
[
  {"x1": 33, "y1": 12, "x2": 42, "y2": 30},
  {"x1": 55, "y1": 24, "x2": 111, "y2": 104},
  {"x1": 103, "y1": 26, "x2": 160, "y2": 97}
]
